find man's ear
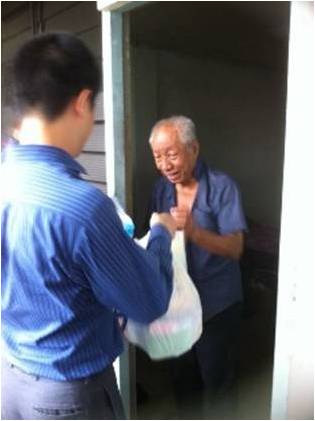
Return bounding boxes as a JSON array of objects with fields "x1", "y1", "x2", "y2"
[
  {"x1": 72, "y1": 89, "x2": 92, "y2": 117},
  {"x1": 192, "y1": 139, "x2": 200, "y2": 157}
]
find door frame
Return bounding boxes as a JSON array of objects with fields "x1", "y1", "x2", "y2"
[
  {"x1": 270, "y1": 2, "x2": 314, "y2": 419},
  {"x1": 96, "y1": 2, "x2": 148, "y2": 418},
  {"x1": 97, "y1": 1, "x2": 314, "y2": 419}
]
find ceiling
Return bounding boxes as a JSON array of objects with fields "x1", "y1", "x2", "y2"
[{"x1": 130, "y1": 2, "x2": 290, "y2": 68}]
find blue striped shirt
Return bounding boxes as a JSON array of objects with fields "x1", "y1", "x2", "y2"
[{"x1": 1, "y1": 145, "x2": 173, "y2": 380}]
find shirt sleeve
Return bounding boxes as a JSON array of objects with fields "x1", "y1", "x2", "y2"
[
  {"x1": 143, "y1": 179, "x2": 162, "y2": 233},
  {"x1": 216, "y1": 178, "x2": 248, "y2": 235},
  {"x1": 146, "y1": 181, "x2": 160, "y2": 220},
  {"x1": 77, "y1": 196, "x2": 173, "y2": 324}
]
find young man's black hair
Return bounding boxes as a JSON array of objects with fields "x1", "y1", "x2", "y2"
[{"x1": 12, "y1": 32, "x2": 101, "y2": 121}]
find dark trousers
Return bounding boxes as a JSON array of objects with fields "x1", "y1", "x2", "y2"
[
  {"x1": 170, "y1": 303, "x2": 242, "y2": 419},
  {"x1": 1, "y1": 358, "x2": 126, "y2": 420}
]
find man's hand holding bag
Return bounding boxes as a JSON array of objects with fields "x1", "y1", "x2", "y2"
[{"x1": 124, "y1": 226, "x2": 203, "y2": 360}]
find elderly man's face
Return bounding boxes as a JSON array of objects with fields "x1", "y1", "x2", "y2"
[{"x1": 150, "y1": 125, "x2": 199, "y2": 185}]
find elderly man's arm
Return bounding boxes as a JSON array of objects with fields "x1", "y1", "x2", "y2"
[
  {"x1": 188, "y1": 226, "x2": 244, "y2": 260},
  {"x1": 170, "y1": 206, "x2": 244, "y2": 260}
]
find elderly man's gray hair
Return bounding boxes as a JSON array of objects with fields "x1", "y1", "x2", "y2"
[{"x1": 149, "y1": 115, "x2": 197, "y2": 145}]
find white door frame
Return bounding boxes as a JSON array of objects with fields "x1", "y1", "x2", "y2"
[
  {"x1": 270, "y1": 2, "x2": 314, "y2": 419},
  {"x1": 97, "y1": 2, "x2": 149, "y2": 418},
  {"x1": 97, "y1": 1, "x2": 314, "y2": 419}
]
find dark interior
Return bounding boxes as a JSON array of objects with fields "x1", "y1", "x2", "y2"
[{"x1": 129, "y1": 2, "x2": 290, "y2": 419}]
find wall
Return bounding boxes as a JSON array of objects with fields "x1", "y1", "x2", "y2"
[
  {"x1": 1, "y1": 2, "x2": 32, "y2": 131},
  {"x1": 1, "y1": 1, "x2": 106, "y2": 193},
  {"x1": 271, "y1": 2, "x2": 314, "y2": 419},
  {"x1": 132, "y1": 46, "x2": 287, "y2": 232}
]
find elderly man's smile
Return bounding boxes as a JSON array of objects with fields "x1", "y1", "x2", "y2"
[{"x1": 165, "y1": 171, "x2": 182, "y2": 182}]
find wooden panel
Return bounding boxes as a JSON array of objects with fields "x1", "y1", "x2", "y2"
[
  {"x1": 1, "y1": 2, "x2": 27, "y2": 20},
  {"x1": 1, "y1": 61, "x2": 13, "y2": 106},
  {"x1": 1, "y1": 1, "x2": 107, "y2": 190},
  {"x1": 45, "y1": 2, "x2": 100, "y2": 34},
  {"x1": 1, "y1": 6, "x2": 30, "y2": 40},
  {"x1": 1, "y1": 29, "x2": 33, "y2": 62},
  {"x1": 1, "y1": 106, "x2": 16, "y2": 132},
  {"x1": 94, "y1": 92, "x2": 104, "y2": 121},
  {"x1": 42, "y1": 1, "x2": 80, "y2": 20},
  {"x1": 76, "y1": 153, "x2": 106, "y2": 182},
  {"x1": 83, "y1": 124, "x2": 105, "y2": 152},
  {"x1": 78, "y1": 25, "x2": 102, "y2": 58}
]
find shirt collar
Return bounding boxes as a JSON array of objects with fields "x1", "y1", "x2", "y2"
[
  {"x1": 192, "y1": 158, "x2": 207, "y2": 181},
  {"x1": 2, "y1": 144, "x2": 87, "y2": 176}
]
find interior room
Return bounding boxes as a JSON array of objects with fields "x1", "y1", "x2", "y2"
[{"x1": 128, "y1": 2, "x2": 290, "y2": 418}]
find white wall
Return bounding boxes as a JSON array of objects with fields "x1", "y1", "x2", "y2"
[{"x1": 271, "y1": 2, "x2": 314, "y2": 419}]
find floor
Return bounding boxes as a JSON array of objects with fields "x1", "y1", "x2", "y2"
[{"x1": 135, "y1": 284, "x2": 277, "y2": 420}]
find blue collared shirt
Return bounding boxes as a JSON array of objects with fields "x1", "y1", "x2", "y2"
[
  {"x1": 1, "y1": 145, "x2": 173, "y2": 380},
  {"x1": 150, "y1": 159, "x2": 247, "y2": 320}
]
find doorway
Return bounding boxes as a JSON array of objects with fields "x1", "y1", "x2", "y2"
[{"x1": 127, "y1": 2, "x2": 290, "y2": 419}]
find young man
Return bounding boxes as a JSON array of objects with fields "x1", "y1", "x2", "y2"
[
  {"x1": 149, "y1": 115, "x2": 247, "y2": 419},
  {"x1": 1, "y1": 33, "x2": 176, "y2": 420}
]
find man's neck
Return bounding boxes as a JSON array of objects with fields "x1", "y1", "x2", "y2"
[
  {"x1": 15, "y1": 113, "x2": 77, "y2": 156},
  {"x1": 176, "y1": 177, "x2": 198, "y2": 192},
  {"x1": 16, "y1": 115, "x2": 49, "y2": 145}
]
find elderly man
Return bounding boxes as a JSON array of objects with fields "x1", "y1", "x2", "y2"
[
  {"x1": 1, "y1": 33, "x2": 176, "y2": 420},
  {"x1": 149, "y1": 115, "x2": 247, "y2": 418}
]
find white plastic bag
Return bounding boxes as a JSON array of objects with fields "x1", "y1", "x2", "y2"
[{"x1": 124, "y1": 231, "x2": 202, "y2": 360}]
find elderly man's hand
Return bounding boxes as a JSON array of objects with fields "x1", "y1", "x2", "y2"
[
  {"x1": 170, "y1": 207, "x2": 194, "y2": 234},
  {"x1": 150, "y1": 212, "x2": 177, "y2": 238}
]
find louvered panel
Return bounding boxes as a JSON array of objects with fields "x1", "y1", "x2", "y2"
[
  {"x1": 45, "y1": 2, "x2": 100, "y2": 34},
  {"x1": 76, "y1": 153, "x2": 106, "y2": 183},
  {"x1": 78, "y1": 26, "x2": 102, "y2": 59},
  {"x1": 1, "y1": 29, "x2": 33, "y2": 62},
  {"x1": 42, "y1": 2, "x2": 80, "y2": 20},
  {"x1": 94, "y1": 92, "x2": 104, "y2": 121},
  {"x1": 1, "y1": 106, "x2": 16, "y2": 131},
  {"x1": 1, "y1": 1, "x2": 106, "y2": 190},
  {"x1": 84, "y1": 124, "x2": 105, "y2": 153},
  {"x1": 2, "y1": 2, "x2": 27, "y2": 19},
  {"x1": 1, "y1": 7, "x2": 30, "y2": 40}
]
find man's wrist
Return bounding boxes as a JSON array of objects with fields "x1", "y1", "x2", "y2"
[
  {"x1": 150, "y1": 223, "x2": 172, "y2": 242},
  {"x1": 186, "y1": 223, "x2": 199, "y2": 242}
]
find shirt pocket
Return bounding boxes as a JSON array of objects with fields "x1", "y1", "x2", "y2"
[{"x1": 192, "y1": 207, "x2": 218, "y2": 232}]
